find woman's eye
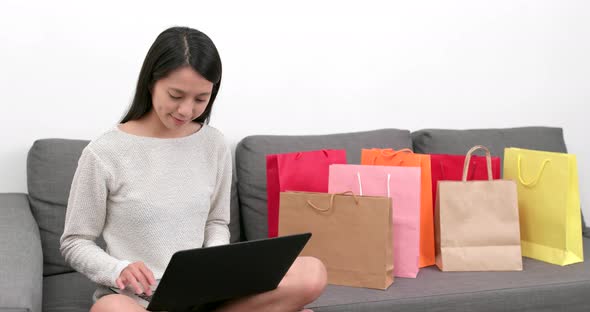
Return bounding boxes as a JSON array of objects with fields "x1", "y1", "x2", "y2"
[{"x1": 169, "y1": 94, "x2": 182, "y2": 100}]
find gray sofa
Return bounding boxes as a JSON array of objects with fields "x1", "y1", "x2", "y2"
[{"x1": 1, "y1": 126, "x2": 589, "y2": 312}]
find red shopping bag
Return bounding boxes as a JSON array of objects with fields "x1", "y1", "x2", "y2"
[
  {"x1": 430, "y1": 153, "x2": 501, "y2": 213},
  {"x1": 266, "y1": 149, "x2": 347, "y2": 237}
]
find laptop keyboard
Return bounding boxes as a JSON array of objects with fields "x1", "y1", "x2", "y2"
[
  {"x1": 138, "y1": 280, "x2": 159, "y2": 302},
  {"x1": 109, "y1": 283, "x2": 158, "y2": 303},
  {"x1": 137, "y1": 292, "x2": 153, "y2": 302}
]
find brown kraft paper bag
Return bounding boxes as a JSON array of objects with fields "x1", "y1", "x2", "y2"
[
  {"x1": 279, "y1": 191, "x2": 394, "y2": 289},
  {"x1": 435, "y1": 145, "x2": 523, "y2": 272}
]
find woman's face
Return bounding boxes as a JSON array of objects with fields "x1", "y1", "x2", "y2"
[{"x1": 150, "y1": 66, "x2": 214, "y2": 130}]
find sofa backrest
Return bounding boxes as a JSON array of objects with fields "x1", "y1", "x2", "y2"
[
  {"x1": 25, "y1": 127, "x2": 586, "y2": 276},
  {"x1": 234, "y1": 126, "x2": 586, "y2": 241},
  {"x1": 410, "y1": 126, "x2": 585, "y2": 228},
  {"x1": 27, "y1": 139, "x2": 91, "y2": 275},
  {"x1": 234, "y1": 128, "x2": 413, "y2": 240},
  {"x1": 26, "y1": 139, "x2": 241, "y2": 276},
  {"x1": 411, "y1": 127, "x2": 568, "y2": 164}
]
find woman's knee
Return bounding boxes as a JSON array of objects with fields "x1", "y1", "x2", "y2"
[
  {"x1": 297, "y1": 257, "x2": 328, "y2": 302},
  {"x1": 90, "y1": 294, "x2": 145, "y2": 312}
]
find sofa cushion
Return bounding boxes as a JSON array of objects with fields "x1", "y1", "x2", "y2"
[
  {"x1": 309, "y1": 238, "x2": 590, "y2": 311},
  {"x1": 228, "y1": 171, "x2": 242, "y2": 242},
  {"x1": 411, "y1": 127, "x2": 567, "y2": 162},
  {"x1": 0, "y1": 193, "x2": 43, "y2": 312},
  {"x1": 411, "y1": 127, "x2": 586, "y2": 233},
  {"x1": 42, "y1": 272, "x2": 95, "y2": 312},
  {"x1": 42, "y1": 241, "x2": 590, "y2": 312},
  {"x1": 27, "y1": 139, "x2": 91, "y2": 276},
  {"x1": 27, "y1": 139, "x2": 242, "y2": 276},
  {"x1": 235, "y1": 129, "x2": 412, "y2": 240}
]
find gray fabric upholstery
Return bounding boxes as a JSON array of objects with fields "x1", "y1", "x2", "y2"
[
  {"x1": 235, "y1": 129, "x2": 412, "y2": 240},
  {"x1": 411, "y1": 127, "x2": 586, "y2": 233},
  {"x1": 411, "y1": 127, "x2": 568, "y2": 159},
  {"x1": 0, "y1": 193, "x2": 43, "y2": 312},
  {"x1": 309, "y1": 238, "x2": 590, "y2": 311},
  {"x1": 6, "y1": 129, "x2": 588, "y2": 312},
  {"x1": 229, "y1": 168, "x2": 241, "y2": 243},
  {"x1": 27, "y1": 139, "x2": 90, "y2": 276},
  {"x1": 313, "y1": 283, "x2": 590, "y2": 312},
  {"x1": 42, "y1": 272, "x2": 95, "y2": 312}
]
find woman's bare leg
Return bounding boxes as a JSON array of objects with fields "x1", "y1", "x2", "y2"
[
  {"x1": 215, "y1": 256, "x2": 327, "y2": 312},
  {"x1": 91, "y1": 256, "x2": 327, "y2": 312},
  {"x1": 90, "y1": 294, "x2": 146, "y2": 312}
]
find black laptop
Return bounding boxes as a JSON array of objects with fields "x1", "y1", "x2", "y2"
[{"x1": 111, "y1": 233, "x2": 311, "y2": 312}]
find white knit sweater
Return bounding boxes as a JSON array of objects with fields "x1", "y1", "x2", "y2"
[{"x1": 60, "y1": 124, "x2": 231, "y2": 291}]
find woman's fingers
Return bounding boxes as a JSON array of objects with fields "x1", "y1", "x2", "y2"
[
  {"x1": 117, "y1": 261, "x2": 156, "y2": 295},
  {"x1": 125, "y1": 272, "x2": 144, "y2": 295},
  {"x1": 115, "y1": 277, "x2": 125, "y2": 290},
  {"x1": 128, "y1": 265, "x2": 152, "y2": 295},
  {"x1": 138, "y1": 263, "x2": 157, "y2": 286}
]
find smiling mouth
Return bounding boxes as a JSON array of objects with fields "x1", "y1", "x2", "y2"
[{"x1": 171, "y1": 115, "x2": 190, "y2": 124}]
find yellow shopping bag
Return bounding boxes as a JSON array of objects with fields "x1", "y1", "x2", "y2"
[{"x1": 504, "y1": 147, "x2": 584, "y2": 266}]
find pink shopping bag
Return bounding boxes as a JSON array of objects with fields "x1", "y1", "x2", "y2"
[{"x1": 328, "y1": 164, "x2": 422, "y2": 278}]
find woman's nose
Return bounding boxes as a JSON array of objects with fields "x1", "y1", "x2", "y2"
[{"x1": 177, "y1": 101, "x2": 193, "y2": 118}]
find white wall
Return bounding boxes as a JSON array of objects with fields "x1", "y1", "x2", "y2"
[{"x1": 1, "y1": 0, "x2": 588, "y2": 222}]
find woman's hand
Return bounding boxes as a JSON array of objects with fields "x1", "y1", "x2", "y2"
[{"x1": 115, "y1": 261, "x2": 157, "y2": 296}]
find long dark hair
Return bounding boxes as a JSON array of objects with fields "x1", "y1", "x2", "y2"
[{"x1": 121, "y1": 26, "x2": 222, "y2": 124}]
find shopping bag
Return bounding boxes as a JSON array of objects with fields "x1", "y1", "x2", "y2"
[
  {"x1": 361, "y1": 148, "x2": 435, "y2": 268},
  {"x1": 430, "y1": 153, "x2": 501, "y2": 209},
  {"x1": 504, "y1": 147, "x2": 584, "y2": 266},
  {"x1": 279, "y1": 191, "x2": 394, "y2": 289},
  {"x1": 436, "y1": 145, "x2": 523, "y2": 271},
  {"x1": 266, "y1": 149, "x2": 347, "y2": 237},
  {"x1": 329, "y1": 164, "x2": 421, "y2": 278}
]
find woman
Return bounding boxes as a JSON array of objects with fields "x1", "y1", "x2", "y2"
[{"x1": 60, "y1": 26, "x2": 327, "y2": 312}]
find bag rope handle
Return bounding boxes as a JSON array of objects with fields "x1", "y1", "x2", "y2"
[
  {"x1": 356, "y1": 172, "x2": 392, "y2": 197},
  {"x1": 306, "y1": 191, "x2": 359, "y2": 212},
  {"x1": 462, "y1": 146, "x2": 493, "y2": 181},
  {"x1": 517, "y1": 155, "x2": 551, "y2": 187}
]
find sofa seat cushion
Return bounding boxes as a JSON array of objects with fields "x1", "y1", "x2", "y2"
[
  {"x1": 42, "y1": 272, "x2": 96, "y2": 312},
  {"x1": 43, "y1": 241, "x2": 590, "y2": 312},
  {"x1": 235, "y1": 129, "x2": 413, "y2": 240},
  {"x1": 309, "y1": 238, "x2": 590, "y2": 312}
]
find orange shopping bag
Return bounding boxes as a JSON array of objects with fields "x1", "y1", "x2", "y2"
[{"x1": 361, "y1": 148, "x2": 435, "y2": 267}]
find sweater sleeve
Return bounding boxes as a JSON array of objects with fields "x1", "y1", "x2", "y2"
[
  {"x1": 60, "y1": 147, "x2": 130, "y2": 287},
  {"x1": 203, "y1": 142, "x2": 232, "y2": 247}
]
